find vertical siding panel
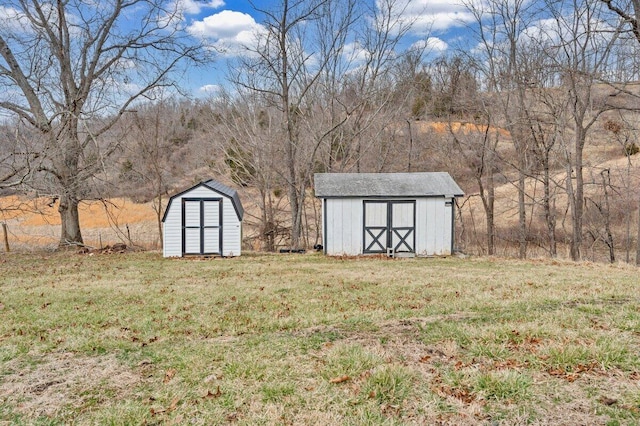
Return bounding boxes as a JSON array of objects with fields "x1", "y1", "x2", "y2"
[
  {"x1": 443, "y1": 199, "x2": 453, "y2": 255},
  {"x1": 163, "y1": 201, "x2": 182, "y2": 257},
  {"x1": 426, "y1": 199, "x2": 437, "y2": 255},
  {"x1": 435, "y1": 199, "x2": 446, "y2": 254},
  {"x1": 326, "y1": 201, "x2": 337, "y2": 254},
  {"x1": 355, "y1": 199, "x2": 364, "y2": 254},
  {"x1": 415, "y1": 199, "x2": 427, "y2": 255},
  {"x1": 333, "y1": 200, "x2": 343, "y2": 254},
  {"x1": 222, "y1": 196, "x2": 241, "y2": 256},
  {"x1": 325, "y1": 198, "x2": 362, "y2": 256}
]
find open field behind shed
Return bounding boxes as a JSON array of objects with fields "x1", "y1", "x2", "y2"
[{"x1": 0, "y1": 252, "x2": 639, "y2": 425}]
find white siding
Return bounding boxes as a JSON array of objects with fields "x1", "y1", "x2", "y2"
[
  {"x1": 162, "y1": 185, "x2": 242, "y2": 257},
  {"x1": 325, "y1": 198, "x2": 362, "y2": 256},
  {"x1": 221, "y1": 195, "x2": 241, "y2": 256},
  {"x1": 322, "y1": 196, "x2": 454, "y2": 257},
  {"x1": 415, "y1": 197, "x2": 453, "y2": 256}
]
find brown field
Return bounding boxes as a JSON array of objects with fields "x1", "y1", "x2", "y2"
[{"x1": 0, "y1": 196, "x2": 161, "y2": 250}]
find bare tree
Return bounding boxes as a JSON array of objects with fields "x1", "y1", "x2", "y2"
[
  {"x1": 541, "y1": 0, "x2": 622, "y2": 260},
  {"x1": 429, "y1": 55, "x2": 501, "y2": 255},
  {"x1": 116, "y1": 99, "x2": 195, "y2": 248},
  {"x1": 0, "y1": 0, "x2": 203, "y2": 246},
  {"x1": 0, "y1": 122, "x2": 30, "y2": 190},
  {"x1": 229, "y1": 0, "x2": 356, "y2": 249},
  {"x1": 601, "y1": 0, "x2": 640, "y2": 43},
  {"x1": 230, "y1": 0, "x2": 414, "y2": 249},
  {"x1": 211, "y1": 92, "x2": 289, "y2": 252},
  {"x1": 600, "y1": 0, "x2": 640, "y2": 265},
  {"x1": 462, "y1": 0, "x2": 543, "y2": 259}
]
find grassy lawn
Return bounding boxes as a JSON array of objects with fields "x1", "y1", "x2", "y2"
[{"x1": 0, "y1": 252, "x2": 639, "y2": 425}]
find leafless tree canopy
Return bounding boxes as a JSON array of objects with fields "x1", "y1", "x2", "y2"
[{"x1": 0, "y1": 0, "x2": 205, "y2": 245}]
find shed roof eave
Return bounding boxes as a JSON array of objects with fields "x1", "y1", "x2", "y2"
[
  {"x1": 316, "y1": 193, "x2": 463, "y2": 199},
  {"x1": 314, "y1": 172, "x2": 464, "y2": 198},
  {"x1": 161, "y1": 179, "x2": 244, "y2": 223}
]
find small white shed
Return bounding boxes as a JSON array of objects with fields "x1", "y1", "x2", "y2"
[
  {"x1": 314, "y1": 172, "x2": 464, "y2": 257},
  {"x1": 162, "y1": 179, "x2": 244, "y2": 257}
]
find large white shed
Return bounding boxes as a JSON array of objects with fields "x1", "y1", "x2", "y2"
[
  {"x1": 314, "y1": 172, "x2": 464, "y2": 257},
  {"x1": 162, "y1": 179, "x2": 244, "y2": 257}
]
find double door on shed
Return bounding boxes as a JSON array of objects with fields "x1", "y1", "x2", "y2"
[
  {"x1": 363, "y1": 200, "x2": 415, "y2": 254},
  {"x1": 182, "y1": 198, "x2": 222, "y2": 255}
]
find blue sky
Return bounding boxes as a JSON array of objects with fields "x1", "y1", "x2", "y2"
[
  {"x1": 176, "y1": 0, "x2": 474, "y2": 96},
  {"x1": 0, "y1": 0, "x2": 475, "y2": 102}
]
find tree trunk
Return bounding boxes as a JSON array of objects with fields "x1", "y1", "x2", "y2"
[
  {"x1": 289, "y1": 183, "x2": 305, "y2": 249},
  {"x1": 636, "y1": 192, "x2": 640, "y2": 266},
  {"x1": 570, "y1": 132, "x2": 585, "y2": 261},
  {"x1": 155, "y1": 194, "x2": 163, "y2": 249},
  {"x1": 480, "y1": 172, "x2": 496, "y2": 256},
  {"x1": 58, "y1": 192, "x2": 83, "y2": 246},
  {"x1": 543, "y1": 155, "x2": 557, "y2": 257},
  {"x1": 518, "y1": 169, "x2": 527, "y2": 259},
  {"x1": 57, "y1": 130, "x2": 84, "y2": 247},
  {"x1": 601, "y1": 170, "x2": 615, "y2": 263}
]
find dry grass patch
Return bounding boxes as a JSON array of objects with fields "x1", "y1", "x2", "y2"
[{"x1": 0, "y1": 352, "x2": 142, "y2": 421}]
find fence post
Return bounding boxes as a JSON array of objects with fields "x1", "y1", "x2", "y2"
[{"x1": 2, "y1": 222, "x2": 9, "y2": 253}]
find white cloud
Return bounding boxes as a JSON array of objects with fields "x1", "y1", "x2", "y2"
[
  {"x1": 160, "y1": 0, "x2": 225, "y2": 30},
  {"x1": 380, "y1": 0, "x2": 476, "y2": 34},
  {"x1": 0, "y1": 5, "x2": 21, "y2": 20},
  {"x1": 411, "y1": 37, "x2": 449, "y2": 53},
  {"x1": 187, "y1": 10, "x2": 266, "y2": 55},
  {"x1": 0, "y1": 5, "x2": 32, "y2": 33},
  {"x1": 188, "y1": 10, "x2": 257, "y2": 39},
  {"x1": 342, "y1": 42, "x2": 370, "y2": 65},
  {"x1": 174, "y1": 0, "x2": 225, "y2": 15},
  {"x1": 199, "y1": 84, "x2": 221, "y2": 94}
]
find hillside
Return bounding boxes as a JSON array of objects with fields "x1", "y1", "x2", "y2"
[{"x1": 1, "y1": 117, "x2": 639, "y2": 262}]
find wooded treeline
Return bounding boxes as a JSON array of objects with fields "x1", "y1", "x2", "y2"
[{"x1": 2, "y1": 0, "x2": 640, "y2": 263}]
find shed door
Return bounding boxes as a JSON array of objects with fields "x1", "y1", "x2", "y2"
[
  {"x1": 182, "y1": 198, "x2": 222, "y2": 255},
  {"x1": 363, "y1": 201, "x2": 415, "y2": 254}
]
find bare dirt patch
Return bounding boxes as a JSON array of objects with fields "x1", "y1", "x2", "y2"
[{"x1": 0, "y1": 352, "x2": 142, "y2": 419}]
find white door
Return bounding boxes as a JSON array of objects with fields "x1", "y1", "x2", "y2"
[
  {"x1": 182, "y1": 198, "x2": 222, "y2": 255},
  {"x1": 390, "y1": 202, "x2": 415, "y2": 253},
  {"x1": 364, "y1": 201, "x2": 388, "y2": 253},
  {"x1": 363, "y1": 201, "x2": 415, "y2": 254}
]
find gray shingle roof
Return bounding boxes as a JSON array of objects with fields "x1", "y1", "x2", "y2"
[
  {"x1": 203, "y1": 179, "x2": 244, "y2": 220},
  {"x1": 314, "y1": 172, "x2": 464, "y2": 198},
  {"x1": 161, "y1": 178, "x2": 244, "y2": 222}
]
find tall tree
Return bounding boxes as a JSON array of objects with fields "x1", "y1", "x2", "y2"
[
  {"x1": 231, "y1": 0, "x2": 413, "y2": 249},
  {"x1": 463, "y1": 0, "x2": 540, "y2": 259},
  {"x1": 0, "y1": 0, "x2": 203, "y2": 246},
  {"x1": 212, "y1": 92, "x2": 287, "y2": 252},
  {"x1": 543, "y1": 0, "x2": 622, "y2": 260},
  {"x1": 600, "y1": 0, "x2": 640, "y2": 265},
  {"x1": 117, "y1": 99, "x2": 197, "y2": 248}
]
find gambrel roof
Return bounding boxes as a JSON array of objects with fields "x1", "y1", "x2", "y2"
[
  {"x1": 314, "y1": 172, "x2": 464, "y2": 198},
  {"x1": 161, "y1": 179, "x2": 244, "y2": 222}
]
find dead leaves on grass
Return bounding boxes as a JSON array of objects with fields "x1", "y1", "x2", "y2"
[
  {"x1": 203, "y1": 386, "x2": 222, "y2": 399},
  {"x1": 150, "y1": 397, "x2": 180, "y2": 415},
  {"x1": 329, "y1": 375, "x2": 351, "y2": 384},
  {"x1": 150, "y1": 387, "x2": 223, "y2": 420},
  {"x1": 163, "y1": 368, "x2": 177, "y2": 384},
  {"x1": 546, "y1": 361, "x2": 599, "y2": 382}
]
